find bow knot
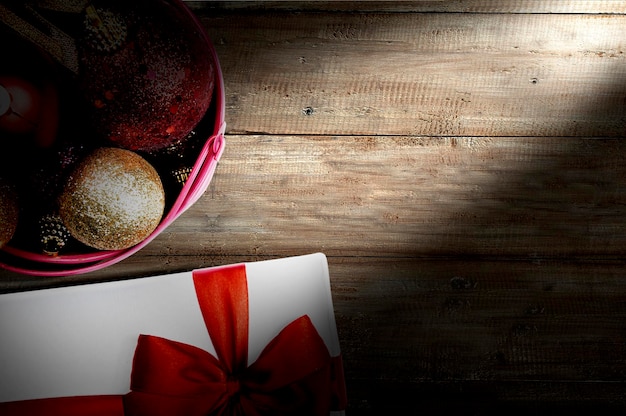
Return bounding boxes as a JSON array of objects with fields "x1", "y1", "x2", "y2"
[{"x1": 225, "y1": 376, "x2": 241, "y2": 400}]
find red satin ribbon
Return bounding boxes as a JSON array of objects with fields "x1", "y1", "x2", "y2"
[
  {"x1": 0, "y1": 395, "x2": 124, "y2": 415},
  {"x1": 0, "y1": 264, "x2": 347, "y2": 415}
]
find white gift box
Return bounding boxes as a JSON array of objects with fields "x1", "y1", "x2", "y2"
[{"x1": 0, "y1": 253, "x2": 345, "y2": 414}]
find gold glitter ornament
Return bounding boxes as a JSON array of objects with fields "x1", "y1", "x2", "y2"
[
  {"x1": 0, "y1": 178, "x2": 19, "y2": 248},
  {"x1": 58, "y1": 147, "x2": 165, "y2": 251}
]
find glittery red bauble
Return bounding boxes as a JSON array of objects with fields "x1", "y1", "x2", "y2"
[
  {"x1": 77, "y1": 0, "x2": 216, "y2": 152},
  {"x1": 59, "y1": 147, "x2": 165, "y2": 251}
]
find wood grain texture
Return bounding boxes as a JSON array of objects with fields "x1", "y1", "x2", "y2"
[
  {"x1": 143, "y1": 136, "x2": 626, "y2": 259},
  {"x1": 200, "y1": 12, "x2": 626, "y2": 137},
  {"x1": 2, "y1": 2, "x2": 626, "y2": 414}
]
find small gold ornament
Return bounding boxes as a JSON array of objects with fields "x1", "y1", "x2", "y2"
[
  {"x1": 0, "y1": 178, "x2": 19, "y2": 248},
  {"x1": 38, "y1": 213, "x2": 71, "y2": 256}
]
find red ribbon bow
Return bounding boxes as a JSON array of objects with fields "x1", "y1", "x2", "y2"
[
  {"x1": 0, "y1": 264, "x2": 346, "y2": 415},
  {"x1": 124, "y1": 264, "x2": 345, "y2": 415}
]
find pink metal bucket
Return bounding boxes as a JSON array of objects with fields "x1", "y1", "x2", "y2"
[{"x1": 0, "y1": 1, "x2": 225, "y2": 276}]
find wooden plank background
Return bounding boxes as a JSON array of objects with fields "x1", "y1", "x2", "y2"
[{"x1": 2, "y1": 1, "x2": 626, "y2": 413}]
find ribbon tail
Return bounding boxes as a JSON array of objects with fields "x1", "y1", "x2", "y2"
[
  {"x1": 0, "y1": 395, "x2": 124, "y2": 416},
  {"x1": 124, "y1": 335, "x2": 229, "y2": 416}
]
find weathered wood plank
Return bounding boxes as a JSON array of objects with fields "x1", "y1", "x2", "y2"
[
  {"x1": 123, "y1": 135, "x2": 626, "y2": 259},
  {"x1": 330, "y1": 257, "x2": 626, "y2": 384},
  {"x1": 200, "y1": 12, "x2": 626, "y2": 137},
  {"x1": 329, "y1": 257, "x2": 626, "y2": 414},
  {"x1": 189, "y1": 0, "x2": 626, "y2": 14}
]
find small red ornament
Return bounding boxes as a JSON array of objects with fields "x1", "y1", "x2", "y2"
[
  {"x1": 0, "y1": 77, "x2": 40, "y2": 134},
  {"x1": 0, "y1": 76, "x2": 60, "y2": 149},
  {"x1": 0, "y1": 25, "x2": 61, "y2": 150}
]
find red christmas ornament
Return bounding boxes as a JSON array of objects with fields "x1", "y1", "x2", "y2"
[
  {"x1": 0, "y1": 77, "x2": 41, "y2": 134},
  {"x1": 77, "y1": 0, "x2": 216, "y2": 152},
  {"x1": 0, "y1": 76, "x2": 60, "y2": 149}
]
